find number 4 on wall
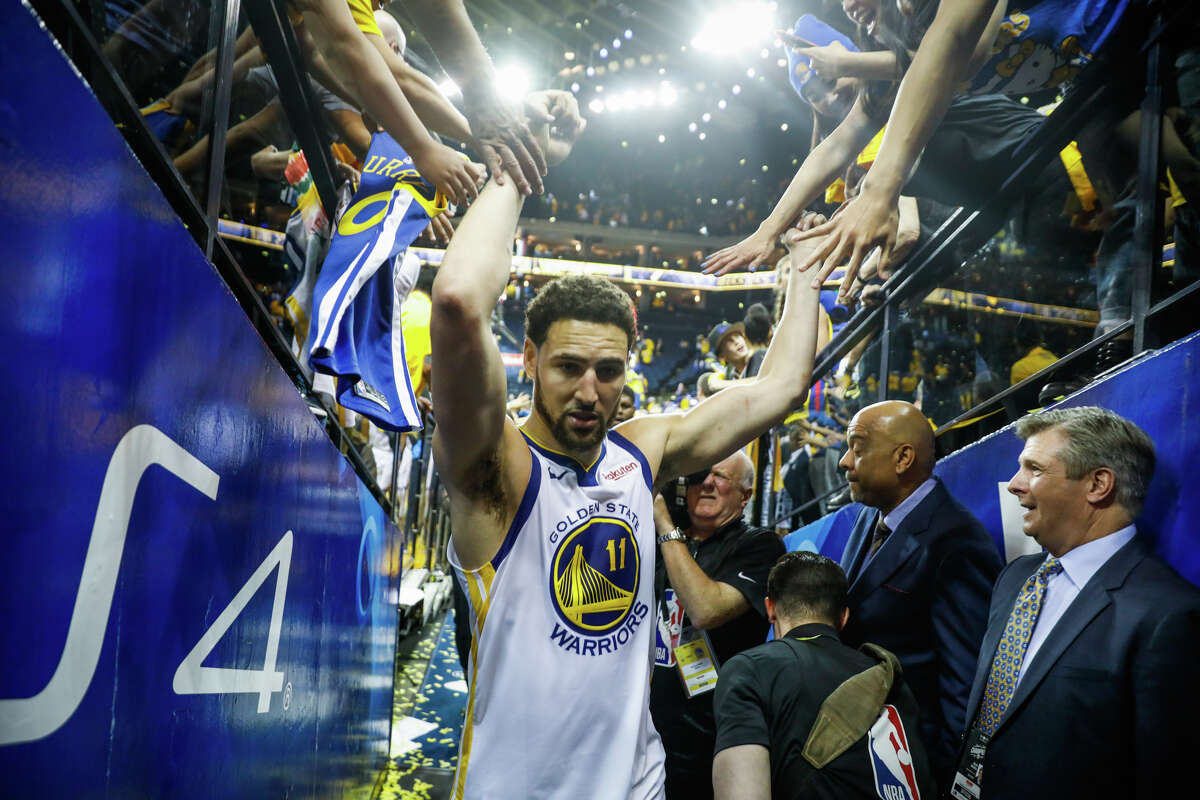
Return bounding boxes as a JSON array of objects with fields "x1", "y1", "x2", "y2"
[{"x1": 172, "y1": 531, "x2": 293, "y2": 713}]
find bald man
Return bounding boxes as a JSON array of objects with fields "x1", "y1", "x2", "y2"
[
  {"x1": 650, "y1": 451, "x2": 785, "y2": 800},
  {"x1": 837, "y1": 401, "x2": 1001, "y2": 790}
]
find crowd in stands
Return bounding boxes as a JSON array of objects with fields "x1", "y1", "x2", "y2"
[{"x1": 523, "y1": 165, "x2": 790, "y2": 238}]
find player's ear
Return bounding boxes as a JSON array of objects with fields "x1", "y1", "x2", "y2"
[
  {"x1": 523, "y1": 337, "x2": 538, "y2": 378},
  {"x1": 764, "y1": 596, "x2": 777, "y2": 625}
]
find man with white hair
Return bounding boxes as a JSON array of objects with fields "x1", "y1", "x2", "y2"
[{"x1": 650, "y1": 451, "x2": 785, "y2": 799}]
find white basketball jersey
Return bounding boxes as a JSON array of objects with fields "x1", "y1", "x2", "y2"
[{"x1": 449, "y1": 429, "x2": 666, "y2": 800}]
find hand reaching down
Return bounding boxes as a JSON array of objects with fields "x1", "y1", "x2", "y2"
[
  {"x1": 525, "y1": 90, "x2": 586, "y2": 168},
  {"x1": 411, "y1": 141, "x2": 486, "y2": 207},
  {"x1": 788, "y1": 187, "x2": 900, "y2": 304},
  {"x1": 463, "y1": 89, "x2": 548, "y2": 195},
  {"x1": 702, "y1": 227, "x2": 779, "y2": 275},
  {"x1": 421, "y1": 212, "x2": 455, "y2": 246}
]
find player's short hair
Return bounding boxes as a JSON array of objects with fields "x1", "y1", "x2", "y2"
[
  {"x1": 767, "y1": 551, "x2": 847, "y2": 626},
  {"x1": 525, "y1": 274, "x2": 636, "y2": 351},
  {"x1": 1015, "y1": 406, "x2": 1156, "y2": 517}
]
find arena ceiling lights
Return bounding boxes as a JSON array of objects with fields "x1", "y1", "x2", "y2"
[{"x1": 690, "y1": 1, "x2": 778, "y2": 56}]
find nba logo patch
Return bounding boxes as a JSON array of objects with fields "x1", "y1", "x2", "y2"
[
  {"x1": 653, "y1": 588, "x2": 684, "y2": 667},
  {"x1": 867, "y1": 704, "x2": 921, "y2": 800}
]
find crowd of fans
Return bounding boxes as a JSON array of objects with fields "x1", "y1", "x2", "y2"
[{"x1": 523, "y1": 162, "x2": 789, "y2": 238}]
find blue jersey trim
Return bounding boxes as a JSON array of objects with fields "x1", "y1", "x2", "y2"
[
  {"x1": 608, "y1": 430, "x2": 653, "y2": 491},
  {"x1": 492, "y1": 446, "x2": 541, "y2": 572},
  {"x1": 520, "y1": 431, "x2": 607, "y2": 487}
]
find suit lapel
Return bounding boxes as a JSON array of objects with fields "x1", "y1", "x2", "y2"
[
  {"x1": 993, "y1": 537, "x2": 1147, "y2": 734},
  {"x1": 847, "y1": 481, "x2": 946, "y2": 602},
  {"x1": 848, "y1": 528, "x2": 921, "y2": 605},
  {"x1": 841, "y1": 508, "x2": 875, "y2": 581}
]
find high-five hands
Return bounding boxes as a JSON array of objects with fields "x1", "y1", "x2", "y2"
[
  {"x1": 788, "y1": 186, "x2": 900, "y2": 305},
  {"x1": 525, "y1": 90, "x2": 587, "y2": 168},
  {"x1": 463, "y1": 90, "x2": 548, "y2": 195}
]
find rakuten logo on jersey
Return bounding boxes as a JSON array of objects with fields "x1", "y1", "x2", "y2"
[{"x1": 603, "y1": 461, "x2": 638, "y2": 482}]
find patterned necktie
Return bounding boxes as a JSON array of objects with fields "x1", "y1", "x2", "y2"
[{"x1": 976, "y1": 556, "x2": 1064, "y2": 736}]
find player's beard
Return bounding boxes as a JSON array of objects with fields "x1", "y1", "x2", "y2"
[{"x1": 534, "y1": 390, "x2": 613, "y2": 455}]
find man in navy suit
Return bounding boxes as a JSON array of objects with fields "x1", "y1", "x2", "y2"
[
  {"x1": 838, "y1": 401, "x2": 1001, "y2": 787},
  {"x1": 952, "y1": 406, "x2": 1200, "y2": 800}
]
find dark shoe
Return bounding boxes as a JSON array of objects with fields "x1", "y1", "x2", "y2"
[
  {"x1": 1038, "y1": 381, "x2": 1085, "y2": 407},
  {"x1": 1094, "y1": 337, "x2": 1134, "y2": 377}
]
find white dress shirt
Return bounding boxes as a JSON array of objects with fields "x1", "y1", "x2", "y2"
[{"x1": 1015, "y1": 524, "x2": 1137, "y2": 686}]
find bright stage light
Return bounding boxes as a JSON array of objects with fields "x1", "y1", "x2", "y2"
[
  {"x1": 659, "y1": 84, "x2": 678, "y2": 105},
  {"x1": 588, "y1": 98, "x2": 605, "y2": 113},
  {"x1": 688, "y1": 122, "x2": 698, "y2": 133},
  {"x1": 495, "y1": 64, "x2": 531, "y2": 101},
  {"x1": 690, "y1": 2, "x2": 775, "y2": 56}
]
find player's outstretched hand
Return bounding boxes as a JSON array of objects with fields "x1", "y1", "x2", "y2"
[
  {"x1": 702, "y1": 227, "x2": 778, "y2": 275},
  {"x1": 412, "y1": 140, "x2": 486, "y2": 207},
  {"x1": 526, "y1": 90, "x2": 586, "y2": 168},
  {"x1": 463, "y1": 90, "x2": 548, "y2": 195},
  {"x1": 789, "y1": 187, "x2": 899, "y2": 304}
]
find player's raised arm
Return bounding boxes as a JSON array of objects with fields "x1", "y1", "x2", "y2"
[
  {"x1": 430, "y1": 92, "x2": 584, "y2": 568},
  {"x1": 626, "y1": 232, "x2": 825, "y2": 489}
]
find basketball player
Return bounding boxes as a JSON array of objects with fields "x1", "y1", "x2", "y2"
[{"x1": 431, "y1": 91, "x2": 825, "y2": 799}]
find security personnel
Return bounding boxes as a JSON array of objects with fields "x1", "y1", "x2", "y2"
[{"x1": 713, "y1": 551, "x2": 934, "y2": 800}]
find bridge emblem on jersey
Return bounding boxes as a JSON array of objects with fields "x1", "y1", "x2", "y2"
[{"x1": 549, "y1": 516, "x2": 640, "y2": 634}]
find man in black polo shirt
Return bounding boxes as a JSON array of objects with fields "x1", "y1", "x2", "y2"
[
  {"x1": 651, "y1": 450, "x2": 785, "y2": 799},
  {"x1": 713, "y1": 551, "x2": 934, "y2": 800}
]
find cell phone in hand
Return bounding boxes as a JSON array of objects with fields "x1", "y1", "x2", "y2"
[{"x1": 790, "y1": 14, "x2": 858, "y2": 53}]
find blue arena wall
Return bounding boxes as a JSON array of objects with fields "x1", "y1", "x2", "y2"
[
  {"x1": 786, "y1": 328, "x2": 1200, "y2": 587},
  {"x1": 0, "y1": 10, "x2": 399, "y2": 797}
]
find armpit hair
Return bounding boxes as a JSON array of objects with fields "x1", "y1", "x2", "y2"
[{"x1": 460, "y1": 447, "x2": 507, "y2": 522}]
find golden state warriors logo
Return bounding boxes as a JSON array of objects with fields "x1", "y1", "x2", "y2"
[{"x1": 550, "y1": 517, "x2": 640, "y2": 635}]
